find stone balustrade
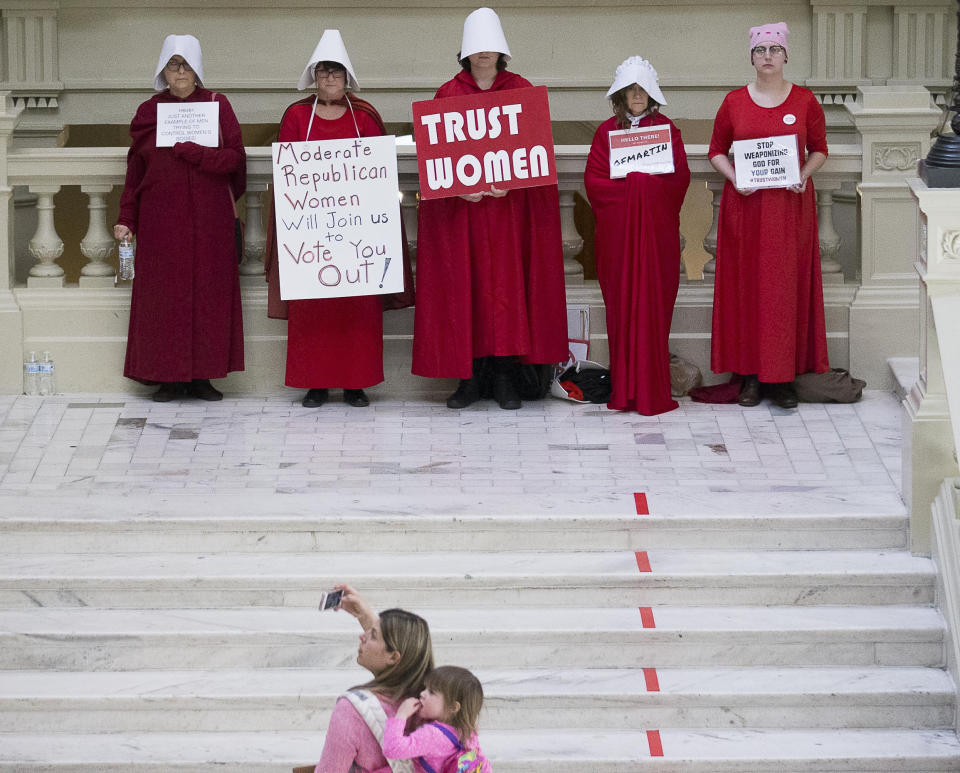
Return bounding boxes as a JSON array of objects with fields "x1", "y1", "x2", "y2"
[{"x1": 5, "y1": 143, "x2": 863, "y2": 290}]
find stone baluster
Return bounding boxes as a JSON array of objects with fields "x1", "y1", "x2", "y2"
[
  {"x1": 700, "y1": 180, "x2": 724, "y2": 277},
  {"x1": 26, "y1": 184, "x2": 63, "y2": 287},
  {"x1": 559, "y1": 188, "x2": 583, "y2": 283},
  {"x1": 816, "y1": 184, "x2": 843, "y2": 279},
  {"x1": 239, "y1": 184, "x2": 267, "y2": 277},
  {"x1": 79, "y1": 184, "x2": 116, "y2": 286},
  {"x1": 400, "y1": 188, "x2": 418, "y2": 271}
]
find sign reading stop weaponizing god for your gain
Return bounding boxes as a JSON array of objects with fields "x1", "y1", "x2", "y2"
[
  {"x1": 271, "y1": 136, "x2": 404, "y2": 301},
  {"x1": 732, "y1": 134, "x2": 801, "y2": 190},
  {"x1": 412, "y1": 85, "x2": 557, "y2": 200}
]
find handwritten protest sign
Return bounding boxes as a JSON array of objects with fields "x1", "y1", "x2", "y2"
[
  {"x1": 271, "y1": 135, "x2": 403, "y2": 300},
  {"x1": 412, "y1": 85, "x2": 557, "y2": 200},
  {"x1": 156, "y1": 102, "x2": 219, "y2": 147},
  {"x1": 608, "y1": 125, "x2": 674, "y2": 178},
  {"x1": 732, "y1": 134, "x2": 800, "y2": 189}
]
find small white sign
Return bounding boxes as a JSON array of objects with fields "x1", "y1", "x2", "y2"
[
  {"x1": 732, "y1": 134, "x2": 801, "y2": 190},
  {"x1": 608, "y1": 125, "x2": 674, "y2": 178},
  {"x1": 156, "y1": 102, "x2": 220, "y2": 148},
  {"x1": 271, "y1": 135, "x2": 404, "y2": 301}
]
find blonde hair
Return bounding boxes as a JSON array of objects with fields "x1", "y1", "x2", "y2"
[
  {"x1": 355, "y1": 609, "x2": 434, "y2": 702},
  {"x1": 425, "y1": 665, "x2": 484, "y2": 743}
]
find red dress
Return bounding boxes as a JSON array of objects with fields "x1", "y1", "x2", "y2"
[
  {"x1": 412, "y1": 70, "x2": 568, "y2": 379},
  {"x1": 276, "y1": 103, "x2": 385, "y2": 389},
  {"x1": 708, "y1": 85, "x2": 829, "y2": 383},
  {"x1": 117, "y1": 88, "x2": 245, "y2": 384},
  {"x1": 585, "y1": 113, "x2": 690, "y2": 415}
]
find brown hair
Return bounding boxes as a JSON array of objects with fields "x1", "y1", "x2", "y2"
[
  {"x1": 610, "y1": 85, "x2": 660, "y2": 130},
  {"x1": 356, "y1": 609, "x2": 434, "y2": 701},
  {"x1": 458, "y1": 52, "x2": 509, "y2": 72},
  {"x1": 424, "y1": 665, "x2": 484, "y2": 743}
]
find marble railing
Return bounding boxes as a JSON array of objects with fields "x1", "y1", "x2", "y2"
[{"x1": 6, "y1": 143, "x2": 863, "y2": 288}]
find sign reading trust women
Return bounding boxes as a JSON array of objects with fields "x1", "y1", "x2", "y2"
[
  {"x1": 732, "y1": 134, "x2": 801, "y2": 190},
  {"x1": 271, "y1": 135, "x2": 404, "y2": 300},
  {"x1": 412, "y1": 85, "x2": 557, "y2": 200}
]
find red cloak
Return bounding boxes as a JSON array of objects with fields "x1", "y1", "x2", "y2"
[
  {"x1": 585, "y1": 113, "x2": 690, "y2": 415},
  {"x1": 411, "y1": 70, "x2": 568, "y2": 379},
  {"x1": 708, "y1": 85, "x2": 829, "y2": 383},
  {"x1": 265, "y1": 97, "x2": 409, "y2": 389},
  {"x1": 117, "y1": 87, "x2": 246, "y2": 384}
]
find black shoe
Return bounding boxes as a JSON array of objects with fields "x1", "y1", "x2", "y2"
[
  {"x1": 737, "y1": 375, "x2": 761, "y2": 407},
  {"x1": 768, "y1": 381, "x2": 798, "y2": 409},
  {"x1": 302, "y1": 388, "x2": 329, "y2": 408},
  {"x1": 188, "y1": 379, "x2": 223, "y2": 401},
  {"x1": 344, "y1": 389, "x2": 370, "y2": 407},
  {"x1": 492, "y1": 373, "x2": 521, "y2": 410},
  {"x1": 152, "y1": 382, "x2": 185, "y2": 402},
  {"x1": 446, "y1": 378, "x2": 480, "y2": 409}
]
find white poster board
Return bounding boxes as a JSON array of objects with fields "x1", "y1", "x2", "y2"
[
  {"x1": 608, "y1": 125, "x2": 674, "y2": 178},
  {"x1": 271, "y1": 136, "x2": 404, "y2": 300},
  {"x1": 156, "y1": 102, "x2": 219, "y2": 147},
  {"x1": 732, "y1": 134, "x2": 800, "y2": 190}
]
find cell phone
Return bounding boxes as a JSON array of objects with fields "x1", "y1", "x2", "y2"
[{"x1": 318, "y1": 589, "x2": 344, "y2": 611}]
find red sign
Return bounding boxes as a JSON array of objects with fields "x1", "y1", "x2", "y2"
[{"x1": 412, "y1": 85, "x2": 557, "y2": 200}]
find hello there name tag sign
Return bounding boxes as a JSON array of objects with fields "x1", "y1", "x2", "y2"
[{"x1": 608, "y1": 125, "x2": 674, "y2": 178}]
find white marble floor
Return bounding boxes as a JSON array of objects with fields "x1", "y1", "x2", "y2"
[{"x1": 0, "y1": 389, "x2": 903, "y2": 506}]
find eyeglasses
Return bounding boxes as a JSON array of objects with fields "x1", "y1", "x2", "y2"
[
  {"x1": 164, "y1": 60, "x2": 193, "y2": 72},
  {"x1": 315, "y1": 67, "x2": 346, "y2": 80},
  {"x1": 752, "y1": 45, "x2": 786, "y2": 57}
]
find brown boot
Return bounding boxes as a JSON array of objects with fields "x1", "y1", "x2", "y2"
[{"x1": 737, "y1": 375, "x2": 761, "y2": 407}]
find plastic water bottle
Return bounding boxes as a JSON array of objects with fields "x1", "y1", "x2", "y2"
[
  {"x1": 23, "y1": 351, "x2": 39, "y2": 395},
  {"x1": 118, "y1": 237, "x2": 135, "y2": 280},
  {"x1": 38, "y1": 351, "x2": 55, "y2": 396}
]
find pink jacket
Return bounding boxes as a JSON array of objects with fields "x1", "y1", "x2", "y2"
[
  {"x1": 315, "y1": 694, "x2": 399, "y2": 773},
  {"x1": 382, "y1": 718, "x2": 490, "y2": 773}
]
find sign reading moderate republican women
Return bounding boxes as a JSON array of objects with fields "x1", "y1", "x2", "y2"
[
  {"x1": 271, "y1": 135, "x2": 404, "y2": 300},
  {"x1": 412, "y1": 85, "x2": 557, "y2": 200}
]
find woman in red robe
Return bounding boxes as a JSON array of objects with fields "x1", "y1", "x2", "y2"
[
  {"x1": 585, "y1": 56, "x2": 690, "y2": 415},
  {"x1": 264, "y1": 31, "x2": 412, "y2": 408},
  {"x1": 708, "y1": 22, "x2": 829, "y2": 409},
  {"x1": 114, "y1": 35, "x2": 245, "y2": 402},
  {"x1": 412, "y1": 7, "x2": 567, "y2": 410}
]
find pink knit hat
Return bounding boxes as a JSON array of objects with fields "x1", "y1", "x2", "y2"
[{"x1": 749, "y1": 22, "x2": 789, "y2": 54}]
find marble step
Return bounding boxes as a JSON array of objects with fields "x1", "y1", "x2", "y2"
[
  {"x1": 0, "y1": 606, "x2": 944, "y2": 670},
  {"x1": 0, "y1": 666, "x2": 952, "y2": 733},
  {"x1": 0, "y1": 549, "x2": 934, "y2": 608},
  {"x1": 2, "y1": 728, "x2": 960, "y2": 772},
  {"x1": 0, "y1": 493, "x2": 909, "y2": 552}
]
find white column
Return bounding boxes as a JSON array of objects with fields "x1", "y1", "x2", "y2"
[
  {"x1": 239, "y1": 184, "x2": 267, "y2": 277},
  {"x1": 79, "y1": 184, "x2": 116, "y2": 286},
  {"x1": 846, "y1": 85, "x2": 941, "y2": 387},
  {"x1": 26, "y1": 183, "x2": 63, "y2": 286}
]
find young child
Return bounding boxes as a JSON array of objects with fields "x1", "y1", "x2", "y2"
[{"x1": 382, "y1": 665, "x2": 492, "y2": 773}]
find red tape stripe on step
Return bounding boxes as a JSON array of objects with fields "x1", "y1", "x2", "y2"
[
  {"x1": 639, "y1": 607, "x2": 656, "y2": 628},
  {"x1": 634, "y1": 492, "x2": 649, "y2": 514},
  {"x1": 647, "y1": 729, "x2": 664, "y2": 757},
  {"x1": 635, "y1": 551, "x2": 651, "y2": 572},
  {"x1": 643, "y1": 667, "x2": 660, "y2": 692}
]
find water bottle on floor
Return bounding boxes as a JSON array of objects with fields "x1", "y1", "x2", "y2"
[
  {"x1": 38, "y1": 351, "x2": 56, "y2": 396},
  {"x1": 23, "y1": 351, "x2": 39, "y2": 395}
]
